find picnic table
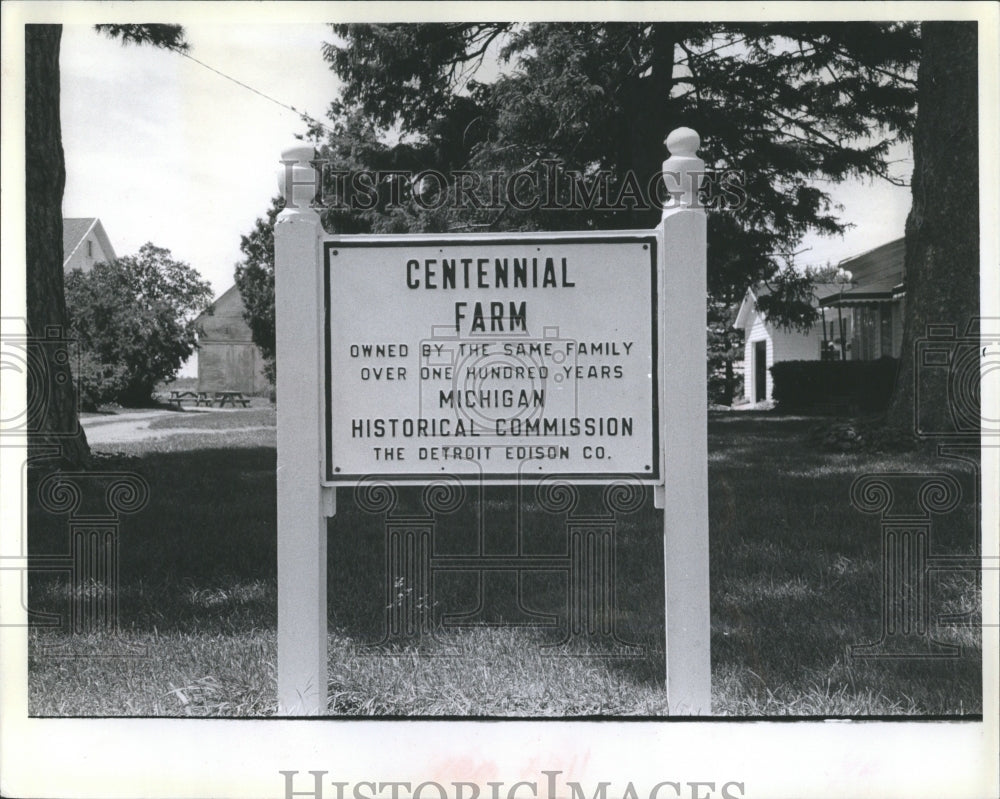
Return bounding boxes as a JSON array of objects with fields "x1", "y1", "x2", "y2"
[
  {"x1": 214, "y1": 391, "x2": 251, "y2": 408},
  {"x1": 167, "y1": 390, "x2": 212, "y2": 408}
]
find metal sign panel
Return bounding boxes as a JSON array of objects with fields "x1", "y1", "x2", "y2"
[{"x1": 324, "y1": 232, "x2": 660, "y2": 483}]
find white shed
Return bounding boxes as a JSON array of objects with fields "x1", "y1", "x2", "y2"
[{"x1": 734, "y1": 288, "x2": 825, "y2": 403}]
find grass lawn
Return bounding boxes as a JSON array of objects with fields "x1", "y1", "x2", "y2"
[{"x1": 27, "y1": 411, "x2": 982, "y2": 717}]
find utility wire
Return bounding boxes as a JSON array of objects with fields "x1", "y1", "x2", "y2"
[{"x1": 169, "y1": 45, "x2": 335, "y2": 137}]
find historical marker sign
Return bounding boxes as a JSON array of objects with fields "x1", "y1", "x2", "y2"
[
  {"x1": 324, "y1": 233, "x2": 660, "y2": 483},
  {"x1": 276, "y1": 128, "x2": 710, "y2": 716}
]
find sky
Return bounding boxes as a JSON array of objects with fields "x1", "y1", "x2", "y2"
[{"x1": 60, "y1": 22, "x2": 341, "y2": 297}]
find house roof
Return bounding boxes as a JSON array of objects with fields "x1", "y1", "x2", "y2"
[
  {"x1": 735, "y1": 237, "x2": 906, "y2": 325},
  {"x1": 733, "y1": 281, "x2": 843, "y2": 329},
  {"x1": 196, "y1": 284, "x2": 241, "y2": 323},
  {"x1": 820, "y1": 237, "x2": 906, "y2": 307},
  {"x1": 818, "y1": 277, "x2": 905, "y2": 306},
  {"x1": 62, "y1": 217, "x2": 117, "y2": 267},
  {"x1": 837, "y1": 237, "x2": 905, "y2": 276}
]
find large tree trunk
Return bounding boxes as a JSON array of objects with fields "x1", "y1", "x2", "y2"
[
  {"x1": 886, "y1": 22, "x2": 979, "y2": 437},
  {"x1": 611, "y1": 24, "x2": 677, "y2": 229},
  {"x1": 25, "y1": 24, "x2": 90, "y2": 467},
  {"x1": 638, "y1": 23, "x2": 677, "y2": 226}
]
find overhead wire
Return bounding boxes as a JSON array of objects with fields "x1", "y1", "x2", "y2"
[{"x1": 168, "y1": 45, "x2": 336, "y2": 137}]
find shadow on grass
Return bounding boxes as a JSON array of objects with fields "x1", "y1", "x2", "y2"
[
  {"x1": 328, "y1": 485, "x2": 669, "y2": 690},
  {"x1": 27, "y1": 412, "x2": 983, "y2": 716},
  {"x1": 28, "y1": 447, "x2": 279, "y2": 636}
]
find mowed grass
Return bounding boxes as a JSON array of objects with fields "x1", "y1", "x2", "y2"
[{"x1": 27, "y1": 411, "x2": 982, "y2": 716}]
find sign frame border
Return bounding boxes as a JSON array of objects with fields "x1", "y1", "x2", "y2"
[{"x1": 321, "y1": 231, "x2": 663, "y2": 485}]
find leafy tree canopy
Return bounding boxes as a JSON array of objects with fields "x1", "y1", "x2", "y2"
[
  {"x1": 233, "y1": 198, "x2": 283, "y2": 381},
  {"x1": 65, "y1": 243, "x2": 213, "y2": 407}
]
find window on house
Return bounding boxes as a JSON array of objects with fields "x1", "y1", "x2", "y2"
[{"x1": 86, "y1": 240, "x2": 93, "y2": 258}]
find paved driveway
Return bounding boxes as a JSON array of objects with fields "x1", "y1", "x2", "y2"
[{"x1": 79, "y1": 408, "x2": 271, "y2": 445}]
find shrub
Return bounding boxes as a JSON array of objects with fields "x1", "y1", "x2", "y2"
[
  {"x1": 771, "y1": 357, "x2": 899, "y2": 413},
  {"x1": 65, "y1": 243, "x2": 213, "y2": 407},
  {"x1": 73, "y1": 351, "x2": 129, "y2": 411}
]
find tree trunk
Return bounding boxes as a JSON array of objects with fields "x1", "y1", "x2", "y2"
[
  {"x1": 641, "y1": 24, "x2": 677, "y2": 226},
  {"x1": 25, "y1": 24, "x2": 90, "y2": 467},
  {"x1": 886, "y1": 22, "x2": 979, "y2": 437}
]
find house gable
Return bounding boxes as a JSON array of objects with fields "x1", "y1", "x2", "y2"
[
  {"x1": 196, "y1": 284, "x2": 255, "y2": 343},
  {"x1": 63, "y1": 217, "x2": 117, "y2": 273},
  {"x1": 734, "y1": 288, "x2": 758, "y2": 330}
]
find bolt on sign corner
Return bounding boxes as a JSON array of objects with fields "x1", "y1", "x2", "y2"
[{"x1": 323, "y1": 231, "x2": 663, "y2": 484}]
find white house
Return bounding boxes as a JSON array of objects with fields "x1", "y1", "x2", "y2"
[
  {"x1": 734, "y1": 237, "x2": 906, "y2": 404},
  {"x1": 62, "y1": 217, "x2": 116, "y2": 273},
  {"x1": 734, "y1": 286, "x2": 833, "y2": 404}
]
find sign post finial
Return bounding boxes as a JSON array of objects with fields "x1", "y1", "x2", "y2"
[
  {"x1": 662, "y1": 127, "x2": 705, "y2": 215},
  {"x1": 277, "y1": 143, "x2": 320, "y2": 217}
]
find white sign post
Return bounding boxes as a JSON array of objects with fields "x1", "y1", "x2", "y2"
[
  {"x1": 657, "y1": 128, "x2": 711, "y2": 713},
  {"x1": 275, "y1": 145, "x2": 328, "y2": 715},
  {"x1": 275, "y1": 129, "x2": 710, "y2": 715}
]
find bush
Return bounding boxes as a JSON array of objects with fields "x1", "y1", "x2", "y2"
[
  {"x1": 74, "y1": 351, "x2": 129, "y2": 411},
  {"x1": 771, "y1": 358, "x2": 899, "y2": 413},
  {"x1": 66, "y1": 243, "x2": 213, "y2": 407}
]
